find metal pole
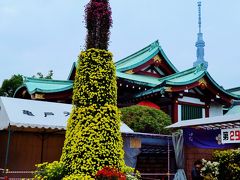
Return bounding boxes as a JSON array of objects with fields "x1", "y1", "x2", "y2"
[
  {"x1": 4, "y1": 125, "x2": 11, "y2": 173},
  {"x1": 167, "y1": 137, "x2": 170, "y2": 180}
]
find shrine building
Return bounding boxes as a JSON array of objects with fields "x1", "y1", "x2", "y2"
[
  {"x1": 13, "y1": 1, "x2": 240, "y2": 124},
  {"x1": 14, "y1": 38, "x2": 240, "y2": 124}
]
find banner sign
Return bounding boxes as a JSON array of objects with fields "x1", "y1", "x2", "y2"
[
  {"x1": 183, "y1": 128, "x2": 234, "y2": 149},
  {"x1": 221, "y1": 128, "x2": 240, "y2": 144}
]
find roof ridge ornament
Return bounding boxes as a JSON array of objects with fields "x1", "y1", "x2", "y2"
[
  {"x1": 194, "y1": 63, "x2": 205, "y2": 74},
  {"x1": 193, "y1": 1, "x2": 208, "y2": 70},
  {"x1": 149, "y1": 40, "x2": 159, "y2": 51}
]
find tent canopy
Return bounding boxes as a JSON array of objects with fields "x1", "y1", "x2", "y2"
[
  {"x1": 166, "y1": 113, "x2": 240, "y2": 130},
  {"x1": 0, "y1": 96, "x2": 134, "y2": 133}
]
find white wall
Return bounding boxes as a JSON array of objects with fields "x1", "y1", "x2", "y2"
[
  {"x1": 178, "y1": 104, "x2": 182, "y2": 121},
  {"x1": 209, "y1": 102, "x2": 223, "y2": 117},
  {"x1": 178, "y1": 96, "x2": 205, "y2": 105}
]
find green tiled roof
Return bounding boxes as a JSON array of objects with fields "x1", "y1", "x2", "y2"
[
  {"x1": 135, "y1": 65, "x2": 240, "y2": 99},
  {"x1": 67, "y1": 41, "x2": 178, "y2": 81},
  {"x1": 157, "y1": 66, "x2": 205, "y2": 85},
  {"x1": 227, "y1": 87, "x2": 240, "y2": 96},
  {"x1": 225, "y1": 101, "x2": 240, "y2": 115},
  {"x1": 17, "y1": 64, "x2": 240, "y2": 101},
  {"x1": 115, "y1": 40, "x2": 178, "y2": 73},
  {"x1": 134, "y1": 66, "x2": 203, "y2": 97},
  {"x1": 67, "y1": 62, "x2": 77, "y2": 80},
  {"x1": 117, "y1": 71, "x2": 160, "y2": 87},
  {"x1": 204, "y1": 72, "x2": 240, "y2": 99},
  {"x1": 15, "y1": 63, "x2": 240, "y2": 102},
  {"x1": 16, "y1": 77, "x2": 73, "y2": 94}
]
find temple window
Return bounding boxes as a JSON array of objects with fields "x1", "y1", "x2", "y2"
[{"x1": 181, "y1": 105, "x2": 203, "y2": 120}]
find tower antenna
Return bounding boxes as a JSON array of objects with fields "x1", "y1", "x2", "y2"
[{"x1": 193, "y1": 1, "x2": 208, "y2": 69}]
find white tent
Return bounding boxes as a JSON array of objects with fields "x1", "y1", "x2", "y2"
[
  {"x1": 166, "y1": 113, "x2": 240, "y2": 129},
  {"x1": 0, "y1": 96, "x2": 134, "y2": 133}
]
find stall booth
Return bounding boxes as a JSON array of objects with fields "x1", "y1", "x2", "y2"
[
  {"x1": 167, "y1": 112, "x2": 240, "y2": 179},
  {"x1": 0, "y1": 97, "x2": 132, "y2": 178},
  {"x1": 0, "y1": 97, "x2": 176, "y2": 179}
]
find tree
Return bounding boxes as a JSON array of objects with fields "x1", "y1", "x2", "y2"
[
  {"x1": 0, "y1": 74, "x2": 23, "y2": 97},
  {"x1": 121, "y1": 105, "x2": 172, "y2": 134},
  {"x1": 0, "y1": 70, "x2": 53, "y2": 98},
  {"x1": 32, "y1": 70, "x2": 53, "y2": 79}
]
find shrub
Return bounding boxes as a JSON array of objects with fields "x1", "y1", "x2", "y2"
[
  {"x1": 60, "y1": 49, "x2": 125, "y2": 177},
  {"x1": 63, "y1": 174, "x2": 94, "y2": 180},
  {"x1": 200, "y1": 159, "x2": 219, "y2": 180},
  {"x1": 120, "y1": 166, "x2": 140, "y2": 180},
  {"x1": 213, "y1": 148, "x2": 240, "y2": 180},
  {"x1": 125, "y1": 174, "x2": 138, "y2": 180},
  {"x1": 34, "y1": 161, "x2": 66, "y2": 180},
  {"x1": 120, "y1": 105, "x2": 172, "y2": 134}
]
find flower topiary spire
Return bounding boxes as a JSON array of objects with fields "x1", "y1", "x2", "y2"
[
  {"x1": 60, "y1": 49, "x2": 125, "y2": 177},
  {"x1": 85, "y1": 0, "x2": 112, "y2": 50},
  {"x1": 60, "y1": 0, "x2": 125, "y2": 177}
]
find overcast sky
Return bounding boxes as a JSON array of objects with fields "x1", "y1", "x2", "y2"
[{"x1": 0, "y1": 0, "x2": 240, "y2": 89}]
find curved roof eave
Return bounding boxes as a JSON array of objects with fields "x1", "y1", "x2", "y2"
[
  {"x1": 28, "y1": 85, "x2": 73, "y2": 94},
  {"x1": 117, "y1": 77, "x2": 156, "y2": 87},
  {"x1": 158, "y1": 46, "x2": 178, "y2": 73},
  {"x1": 134, "y1": 86, "x2": 165, "y2": 98},
  {"x1": 67, "y1": 62, "x2": 77, "y2": 80},
  {"x1": 204, "y1": 72, "x2": 240, "y2": 99},
  {"x1": 15, "y1": 77, "x2": 74, "y2": 95},
  {"x1": 24, "y1": 77, "x2": 73, "y2": 84},
  {"x1": 116, "y1": 47, "x2": 179, "y2": 73},
  {"x1": 13, "y1": 85, "x2": 26, "y2": 97},
  {"x1": 165, "y1": 72, "x2": 205, "y2": 86},
  {"x1": 115, "y1": 40, "x2": 178, "y2": 73},
  {"x1": 15, "y1": 83, "x2": 73, "y2": 95},
  {"x1": 165, "y1": 71, "x2": 240, "y2": 99},
  {"x1": 134, "y1": 70, "x2": 240, "y2": 99},
  {"x1": 116, "y1": 49, "x2": 159, "y2": 72},
  {"x1": 227, "y1": 87, "x2": 240, "y2": 95},
  {"x1": 115, "y1": 40, "x2": 159, "y2": 67}
]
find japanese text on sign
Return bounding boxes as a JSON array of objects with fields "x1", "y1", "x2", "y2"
[
  {"x1": 22, "y1": 110, "x2": 70, "y2": 117},
  {"x1": 221, "y1": 128, "x2": 240, "y2": 144}
]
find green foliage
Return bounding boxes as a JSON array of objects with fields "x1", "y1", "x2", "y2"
[
  {"x1": 121, "y1": 166, "x2": 141, "y2": 180},
  {"x1": 120, "y1": 105, "x2": 172, "y2": 134},
  {"x1": 34, "y1": 161, "x2": 66, "y2": 180},
  {"x1": 213, "y1": 148, "x2": 240, "y2": 180},
  {"x1": 72, "y1": 49, "x2": 117, "y2": 108},
  {"x1": 61, "y1": 48, "x2": 125, "y2": 177},
  {"x1": 0, "y1": 74, "x2": 23, "y2": 97},
  {"x1": 0, "y1": 70, "x2": 54, "y2": 97},
  {"x1": 32, "y1": 70, "x2": 53, "y2": 79},
  {"x1": 200, "y1": 159, "x2": 219, "y2": 180},
  {"x1": 63, "y1": 174, "x2": 94, "y2": 180},
  {"x1": 126, "y1": 174, "x2": 138, "y2": 180}
]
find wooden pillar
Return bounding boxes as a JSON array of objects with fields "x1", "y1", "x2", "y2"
[
  {"x1": 205, "y1": 104, "x2": 210, "y2": 118},
  {"x1": 172, "y1": 98, "x2": 178, "y2": 123}
]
